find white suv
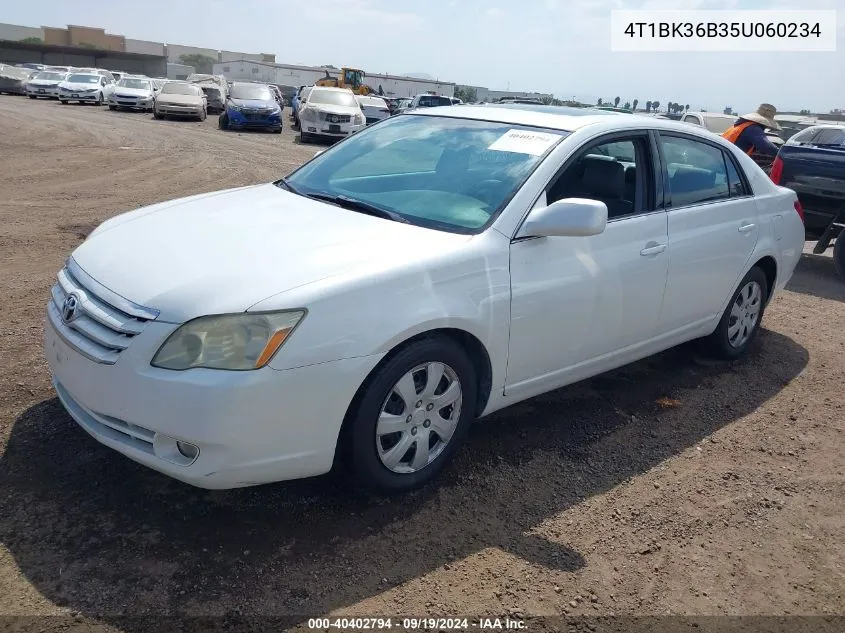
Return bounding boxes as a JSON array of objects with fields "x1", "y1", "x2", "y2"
[{"x1": 298, "y1": 87, "x2": 366, "y2": 143}]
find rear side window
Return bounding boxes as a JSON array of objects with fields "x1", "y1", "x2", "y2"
[
  {"x1": 660, "y1": 135, "x2": 730, "y2": 207},
  {"x1": 683, "y1": 115, "x2": 701, "y2": 125},
  {"x1": 812, "y1": 128, "x2": 845, "y2": 146},
  {"x1": 724, "y1": 152, "x2": 749, "y2": 197},
  {"x1": 789, "y1": 128, "x2": 821, "y2": 144}
]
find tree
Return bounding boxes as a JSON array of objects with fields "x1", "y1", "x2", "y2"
[
  {"x1": 597, "y1": 98, "x2": 603, "y2": 106},
  {"x1": 685, "y1": 104, "x2": 690, "y2": 111},
  {"x1": 632, "y1": 99, "x2": 639, "y2": 111},
  {"x1": 454, "y1": 85, "x2": 477, "y2": 103},
  {"x1": 652, "y1": 100, "x2": 660, "y2": 112},
  {"x1": 614, "y1": 96, "x2": 620, "y2": 107},
  {"x1": 178, "y1": 54, "x2": 216, "y2": 74},
  {"x1": 645, "y1": 100, "x2": 652, "y2": 112},
  {"x1": 20, "y1": 37, "x2": 42, "y2": 44},
  {"x1": 624, "y1": 101, "x2": 631, "y2": 110}
]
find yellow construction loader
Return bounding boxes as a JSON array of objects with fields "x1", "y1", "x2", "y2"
[{"x1": 316, "y1": 67, "x2": 375, "y2": 95}]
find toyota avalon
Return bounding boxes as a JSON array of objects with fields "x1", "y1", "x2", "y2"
[{"x1": 45, "y1": 105, "x2": 805, "y2": 494}]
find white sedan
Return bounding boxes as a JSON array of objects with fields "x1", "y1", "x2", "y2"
[{"x1": 44, "y1": 105, "x2": 805, "y2": 493}]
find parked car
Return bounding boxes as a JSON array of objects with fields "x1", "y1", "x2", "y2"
[
  {"x1": 298, "y1": 86, "x2": 365, "y2": 142},
  {"x1": 770, "y1": 124, "x2": 845, "y2": 277},
  {"x1": 218, "y1": 82, "x2": 282, "y2": 133},
  {"x1": 186, "y1": 74, "x2": 228, "y2": 113},
  {"x1": 44, "y1": 105, "x2": 804, "y2": 494},
  {"x1": 355, "y1": 94, "x2": 391, "y2": 125},
  {"x1": 152, "y1": 81, "x2": 207, "y2": 121},
  {"x1": 393, "y1": 97, "x2": 413, "y2": 113},
  {"x1": 58, "y1": 72, "x2": 112, "y2": 105},
  {"x1": 150, "y1": 78, "x2": 167, "y2": 92},
  {"x1": 291, "y1": 85, "x2": 312, "y2": 129},
  {"x1": 16, "y1": 62, "x2": 45, "y2": 71},
  {"x1": 0, "y1": 64, "x2": 35, "y2": 95},
  {"x1": 406, "y1": 94, "x2": 454, "y2": 110},
  {"x1": 681, "y1": 111, "x2": 783, "y2": 148},
  {"x1": 108, "y1": 77, "x2": 156, "y2": 112},
  {"x1": 268, "y1": 84, "x2": 285, "y2": 109},
  {"x1": 25, "y1": 70, "x2": 68, "y2": 99}
]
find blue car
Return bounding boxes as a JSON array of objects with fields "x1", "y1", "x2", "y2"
[{"x1": 219, "y1": 82, "x2": 282, "y2": 133}]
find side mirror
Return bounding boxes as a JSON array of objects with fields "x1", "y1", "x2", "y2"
[
  {"x1": 517, "y1": 198, "x2": 608, "y2": 238},
  {"x1": 314, "y1": 151, "x2": 324, "y2": 157}
]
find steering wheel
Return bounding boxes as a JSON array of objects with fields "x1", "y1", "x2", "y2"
[{"x1": 467, "y1": 179, "x2": 505, "y2": 205}]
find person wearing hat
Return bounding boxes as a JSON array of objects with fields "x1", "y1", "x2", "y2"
[{"x1": 722, "y1": 103, "x2": 782, "y2": 157}]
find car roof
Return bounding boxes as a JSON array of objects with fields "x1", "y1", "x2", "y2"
[{"x1": 411, "y1": 103, "x2": 740, "y2": 138}]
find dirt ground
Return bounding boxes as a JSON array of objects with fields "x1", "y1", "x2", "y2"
[{"x1": 0, "y1": 96, "x2": 843, "y2": 631}]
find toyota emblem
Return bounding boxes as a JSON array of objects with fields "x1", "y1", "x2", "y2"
[{"x1": 61, "y1": 294, "x2": 80, "y2": 323}]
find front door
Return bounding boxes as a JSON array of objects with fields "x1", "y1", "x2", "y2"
[
  {"x1": 656, "y1": 133, "x2": 760, "y2": 334},
  {"x1": 506, "y1": 132, "x2": 670, "y2": 400}
]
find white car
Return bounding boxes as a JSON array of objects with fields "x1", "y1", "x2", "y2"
[
  {"x1": 109, "y1": 77, "x2": 156, "y2": 112},
  {"x1": 44, "y1": 106, "x2": 805, "y2": 493},
  {"x1": 298, "y1": 86, "x2": 366, "y2": 142},
  {"x1": 152, "y1": 81, "x2": 207, "y2": 121},
  {"x1": 26, "y1": 70, "x2": 68, "y2": 99},
  {"x1": 58, "y1": 72, "x2": 112, "y2": 105},
  {"x1": 356, "y1": 95, "x2": 391, "y2": 125}
]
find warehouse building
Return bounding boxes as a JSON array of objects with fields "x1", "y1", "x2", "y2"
[{"x1": 214, "y1": 60, "x2": 455, "y2": 99}]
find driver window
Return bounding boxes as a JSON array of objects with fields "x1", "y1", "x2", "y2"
[{"x1": 546, "y1": 137, "x2": 648, "y2": 220}]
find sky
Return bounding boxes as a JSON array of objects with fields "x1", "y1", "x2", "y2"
[{"x1": 3, "y1": 0, "x2": 844, "y2": 113}]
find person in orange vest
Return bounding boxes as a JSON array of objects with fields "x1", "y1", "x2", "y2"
[{"x1": 722, "y1": 103, "x2": 781, "y2": 157}]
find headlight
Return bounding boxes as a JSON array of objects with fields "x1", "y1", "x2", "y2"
[
  {"x1": 151, "y1": 311, "x2": 306, "y2": 371},
  {"x1": 353, "y1": 114, "x2": 365, "y2": 125},
  {"x1": 228, "y1": 103, "x2": 242, "y2": 112},
  {"x1": 301, "y1": 108, "x2": 316, "y2": 121}
]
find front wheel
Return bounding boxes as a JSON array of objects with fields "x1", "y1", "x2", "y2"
[
  {"x1": 199, "y1": 108, "x2": 207, "y2": 122},
  {"x1": 28, "y1": 95, "x2": 36, "y2": 99},
  {"x1": 95, "y1": 93, "x2": 102, "y2": 106},
  {"x1": 108, "y1": 105, "x2": 116, "y2": 111},
  {"x1": 833, "y1": 235, "x2": 845, "y2": 278},
  {"x1": 153, "y1": 110, "x2": 164, "y2": 120},
  {"x1": 59, "y1": 99, "x2": 68, "y2": 105},
  {"x1": 702, "y1": 267, "x2": 768, "y2": 360},
  {"x1": 343, "y1": 338, "x2": 477, "y2": 494},
  {"x1": 218, "y1": 112, "x2": 228, "y2": 130}
]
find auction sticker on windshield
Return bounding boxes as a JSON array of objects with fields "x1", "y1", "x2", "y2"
[{"x1": 488, "y1": 129, "x2": 562, "y2": 156}]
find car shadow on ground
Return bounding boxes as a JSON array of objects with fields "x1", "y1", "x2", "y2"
[
  {"x1": 786, "y1": 252, "x2": 845, "y2": 303},
  {"x1": 0, "y1": 330, "x2": 807, "y2": 628}
]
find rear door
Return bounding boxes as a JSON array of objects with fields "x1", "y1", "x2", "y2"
[{"x1": 656, "y1": 132, "x2": 760, "y2": 333}]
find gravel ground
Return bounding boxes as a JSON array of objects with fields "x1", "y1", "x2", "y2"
[{"x1": 0, "y1": 96, "x2": 843, "y2": 632}]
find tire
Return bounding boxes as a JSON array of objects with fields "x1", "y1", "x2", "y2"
[
  {"x1": 702, "y1": 266, "x2": 768, "y2": 360},
  {"x1": 300, "y1": 132, "x2": 311, "y2": 143},
  {"x1": 273, "y1": 127, "x2": 282, "y2": 134},
  {"x1": 59, "y1": 100, "x2": 68, "y2": 105},
  {"x1": 200, "y1": 108, "x2": 207, "y2": 121},
  {"x1": 28, "y1": 95, "x2": 36, "y2": 99},
  {"x1": 95, "y1": 93, "x2": 102, "y2": 106},
  {"x1": 153, "y1": 110, "x2": 164, "y2": 120},
  {"x1": 834, "y1": 235, "x2": 845, "y2": 279},
  {"x1": 218, "y1": 113, "x2": 229, "y2": 130},
  {"x1": 108, "y1": 105, "x2": 116, "y2": 111},
  {"x1": 342, "y1": 337, "x2": 477, "y2": 494}
]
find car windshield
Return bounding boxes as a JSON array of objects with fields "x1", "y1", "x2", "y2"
[
  {"x1": 67, "y1": 74, "x2": 99, "y2": 84},
  {"x1": 231, "y1": 84, "x2": 272, "y2": 100},
  {"x1": 161, "y1": 83, "x2": 198, "y2": 96},
  {"x1": 359, "y1": 96, "x2": 387, "y2": 108},
  {"x1": 35, "y1": 72, "x2": 65, "y2": 81},
  {"x1": 118, "y1": 78, "x2": 150, "y2": 90},
  {"x1": 309, "y1": 90, "x2": 357, "y2": 107},
  {"x1": 282, "y1": 114, "x2": 566, "y2": 233}
]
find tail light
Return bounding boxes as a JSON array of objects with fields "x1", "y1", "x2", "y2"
[
  {"x1": 794, "y1": 200, "x2": 805, "y2": 222},
  {"x1": 769, "y1": 155, "x2": 784, "y2": 184}
]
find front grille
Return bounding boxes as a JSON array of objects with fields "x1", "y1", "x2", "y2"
[
  {"x1": 47, "y1": 259, "x2": 158, "y2": 364},
  {"x1": 320, "y1": 113, "x2": 351, "y2": 123}
]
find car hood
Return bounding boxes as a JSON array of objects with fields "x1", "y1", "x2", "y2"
[
  {"x1": 231, "y1": 98, "x2": 277, "y2": 109},
  {"x1": 60, "y1": 81, "x2": 99, "y2": 90},
  {"x1": 114, "y1": 87, "x2": 152, "y2": 98},
  {"x1": 157, "y1": 94, "x2": 203, "y2": 106},
  {"x1": 29, "y1": 79, "x2": 61, "y2": 87},
  {"x1": 308, "y1": 103, "x2": 360, "y2": 116},
  {"x1": 72, "y1": 183, "x2": 470, "y2": 322}
]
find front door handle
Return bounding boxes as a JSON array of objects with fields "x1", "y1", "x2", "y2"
[
  {"x1": 738, "y1": 222, "x2": 756, "y2": 234},
  {"x1": 640, "y1": 243, "x2": 667, "y2": 256}
]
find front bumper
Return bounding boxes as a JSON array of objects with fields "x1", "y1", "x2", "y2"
[
  {"x1": 27, "y1": 85, "x2": 60, "y2": 98},
  {"x1": 110, "y1": 96, "x2": 153, "y2": 109},
  {"x1": 228, "y1": 110, "x2": 282, "y2": 131},
  {"x1": 304, "y1": 122, "x2": 366, "y2": 138},
  {"x1": 60, "y1": 91, "x2": 100, "y2": 102},
  {"x1": 45, "y1": 316, "x2": 382, "y2": 489},
  {"x1": 156, "y1": 103, "x2": 204, "y2": 117}
]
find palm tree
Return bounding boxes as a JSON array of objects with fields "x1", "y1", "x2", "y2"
[
  {"x1": 646, "y1": 100, "x2": 652, "y2": 113},
  {"x1": 685, "y1": 104, "x2": 690, "y2": 111},
  {"x1": 624, "y1": 101, "x2": 631, "y2": 110},
  {"x1": 633, "y1": 99, "x2": 639, "y2": 111},
  {"x1": 614, "y1": 96, "x2": 621, "y2": 107},
  {"x1": 597, "y1": 98, "x2": 603, "y2": 106},
  {"x1": 652, "y1": 100, "x2": 661, "y2": 111}
]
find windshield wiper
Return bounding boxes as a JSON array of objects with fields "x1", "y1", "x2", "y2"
[
  {"x1": 304, "y1": 193, "x2": 410, "y2": 224},
  {"x1": 277, "y1": 178, "x2": 305, "y2": 195}
]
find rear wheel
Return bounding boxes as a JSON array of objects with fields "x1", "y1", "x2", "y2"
[
  {"x1": 342, "y1": 337, "x2": 477, "y2": 494},
  {"x1": 702, "y1": 267, "x2": 768, "y2": 359},
  {"x1": 833, "y1": 235, "x2": 845, "y2": 278}
]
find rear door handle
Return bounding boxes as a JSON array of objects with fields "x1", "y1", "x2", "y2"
[
  {"x1": 640, "y1": 243, "x2": 667, "y2": 256},
  {"x1": 738, "y1": 222, "x2": 756, "y2": 234}
]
